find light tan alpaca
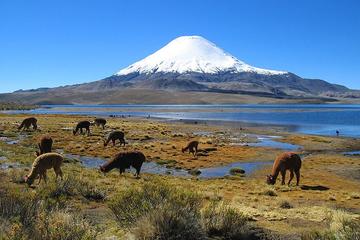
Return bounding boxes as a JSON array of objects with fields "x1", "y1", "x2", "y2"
[{"x1": 25, "y1": 153, "x2": 63, "y2": 186}]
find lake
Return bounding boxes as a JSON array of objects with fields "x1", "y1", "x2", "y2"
[{"x1": 4, "y1": 104, "x2": 360, "y2": 137}]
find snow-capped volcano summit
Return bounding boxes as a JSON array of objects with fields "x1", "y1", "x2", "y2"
[
  {"x1": 2, "y1": 35, "x2": 350, "y2": 104},
  {"x1": 116, "y1": 36, "x2": 287, "y2": 76}
]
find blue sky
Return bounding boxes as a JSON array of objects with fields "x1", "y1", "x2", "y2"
[{"x1": 0, "y1": 0, "x2": 359, "y2": 93}]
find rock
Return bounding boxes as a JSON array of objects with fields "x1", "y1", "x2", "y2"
[
  {"x1": 188, "y1": 169, "x2": 201, "y2": 176},
  {"x1": 229, "y1": 167, "x2": 246, "y2": 175}
]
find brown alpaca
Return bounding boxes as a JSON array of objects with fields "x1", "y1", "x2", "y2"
[
  {"x1": 18, "y1": 117, "x2": 37, "y2": 131},
  {"x1": 267, "y1": 152, "x2": 302, "y2": 186},
  {"x1": 100, "y1": 151, "x2": 145, "y2": 177},
  {"x1": 104, "y1": 131, "x2": 125, "y2": 147},
  {"x1": 182, "y1": 140, "x2": 199, "y2": 157},
  {"x1": 92, "y1": 118, "x2": 107, "y2": 129},
  {"x1": 73, "y1": 120, "x2": 91, "y2": 135},
  {"x1": 25, "y1": 153, "x2": 63, "y2": 186},
  {"x1": 35, "y1": 135, "x2": 53, "y2": 156}
]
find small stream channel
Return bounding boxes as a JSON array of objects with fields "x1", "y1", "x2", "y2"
[{"x1": 62, "y1": 153, "x2": 271, "y2": 179}]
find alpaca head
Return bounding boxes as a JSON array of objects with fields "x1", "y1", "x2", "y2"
[
  {"x1": 181, "y1": 147, "x2": 185, "y2": 153},
  {"x1": 24, "y1": 175, "x2": 34, "y2": 186},
  {"x1": 103, "y1": 139, "x2": 108, "y2": 147},
  {"x1": 266, "y1": 175, "x2": 276, "y2": 185},
  {"x1": 72, "y1": 129, "x2": 77, "y2": 135}
]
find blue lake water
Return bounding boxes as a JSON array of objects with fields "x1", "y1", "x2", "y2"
[{"x1": 4, "y1": 104, "x2": 360, "y2": 137}]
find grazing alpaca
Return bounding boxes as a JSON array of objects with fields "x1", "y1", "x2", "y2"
[
  {"x1": 182, "y1": 140, "x2": 199, "y2": 157},
  {"x1": 18, "y1": 117, "x2": 37, "y2": 131},
  {"x1": 35, "y1": 135, "x2": 53, "y2": 156},
  {"x1": 267, "y1": 152, "x2": 302, "y2": 186},
  {"x1": 100, "y1": 151, "x2": 145, "y2": 177},
  {"x1": 92, "y1": 118, "x2": 107, "y2": 129},
  {"x1": 104, "y1": 131, "x2": 126, "y2": 147},
  {"x1": 73, "y1": 120, "x2": 91, "y2": 135},
  {"x1": 25, "y1": 153, "x2": 63, "y2": 186}
]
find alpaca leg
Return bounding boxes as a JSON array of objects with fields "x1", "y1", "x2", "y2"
[
  {"x1": 87, "y1": 127, "x2": 90, "y2": 136},
  {"x1": 80, "y1": 128, "x2": 83, "y2": 134},
  {"x1": 135, "y1": 167, "x2": 141, "y2": 178},
  {"x1": 112, "y1": 139, "x2": 115, "y2": 146},
  {"x1": 43, "y1": 172, "x2": 48, "y2": 183},
  {"x1": 295, "y1": 170, "x2": 300, "y2": 186},
  {"x1": 54, "y1": 167, "x2": 63, "y2": 181},
  {"x1": 288, "y1": 170, "x2": 294, "y2": 185},
  {"x1": 280, "y1": 170, "x2": 286, "y2": 185},
  {"x1": 38, "y1": 174, "x2": 42, "y2": 184}
]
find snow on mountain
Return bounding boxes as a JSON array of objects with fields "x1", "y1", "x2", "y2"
[{"x1": 116, "y1": 36, "x2": 287, "y2": 76}]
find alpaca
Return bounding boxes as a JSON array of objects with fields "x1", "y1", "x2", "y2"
[
  {"x1": 73, "y1": 120, "x2": 91, "y2": 135},
  {"x1": 100, "y1": 151, "x2": 145, "y2": 177},
  {"x1": 104, "y1": 131, "x2": 125, "y2": 147},
  {"x1": 18, "y1": 117, "x2": 37, "y2": 131},
  {"x1": 25, "y1": 153, "x2": 63, "y2": 186},
  {"x1": 92, "y1": 118, "x2": 107, "y2": 129},
  {"x1": 182, "y1": 140, "x2": 199, "y2": 157},
  {"x1": 267, "y1": 152, "x2": 302, "y2": 186},
  {"x1": 35, "y1": 135, "x2": 53, "y2": 156}
]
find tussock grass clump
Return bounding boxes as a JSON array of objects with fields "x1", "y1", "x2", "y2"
[
  {"x1": 36, "y1": 209, "x2": 98, "y2": 240},
  {"x1": 109, "y1": 181, "x2": 267, "y2": 240},
  {"x1": 0, "y1": 191, "x2": 38, "y2": 229},
  {"x1": 38, "y1": 177, "x2": 77, "y2": 199},
  {"x1": 37, "y1": 176, "x2": 106, "y2": 201},
  {"x1": 77, "y1": 181, "x2": 106, "y2": 201},
  {"x1": 279, "y1": 200, "x2": 293, "y2": 209},
  {"x1": 0, "y1": 187, "x2": 98, "y2": 240},
  {"x1": 109, "y1": 181, "x2": 202, "y2": 228},
  {"x1": 133, "y1": 202, "x2": 206, "y2": 240},
  {"x1": 202, "y1": 201, "x2": 254, "y2": 239},
  {"x1": 9, "y1": 169, "x2": 26, "y2": 184},
  {"x1": 302, "y1": 210, "x2": 360, "y2": 240},
  {"x1": 262, "y1": 188, "x2": 277, "y2": 197},
  {"x1": 110, "y1": 181, "x2": 205, "y2": 240}
]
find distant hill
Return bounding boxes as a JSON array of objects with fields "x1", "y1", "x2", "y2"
[{"x1": 1, "y1": 35, "x2": 358, "y2": 104}]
